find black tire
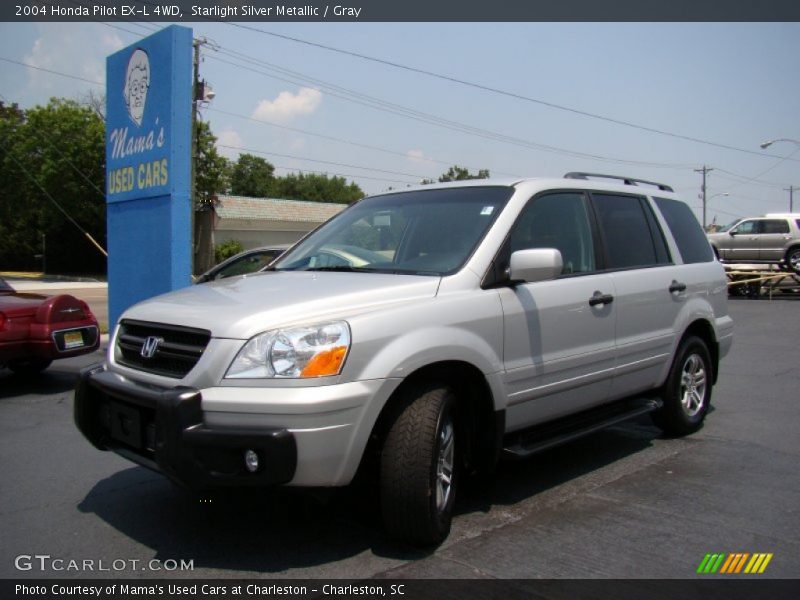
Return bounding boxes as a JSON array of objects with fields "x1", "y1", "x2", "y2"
[
  {"x1": 380, "y1": 383, "x2": 458, "y2": 546},
  {"x1": 785, "y1": 247, "x2": 800, "y2": 275},
  {"x1": 652, "y1": 336, "x2": 712, "y2": 437},
  {"x1": 8, "y1": 358, "x2": 53, "y2": 375}
]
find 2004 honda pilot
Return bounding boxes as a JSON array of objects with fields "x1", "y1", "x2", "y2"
[{"x1": 75, "y1": 173, "x2": 733, "y2": 545}]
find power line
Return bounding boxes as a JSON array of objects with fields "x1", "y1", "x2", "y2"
[
  {"x1": 10, "y1": 22, "x2": 791, "y2": 201},
  {"x1": 0, "y1": 147, "x2": 108, "y2": 257},
  {"x1": 206, "y1": 50, "x2": 695, "y2": 171},
  {"x1": 218, "y1": 144, "x2": 427, "y2": 181},
  {"x1": 0, "y1": 56, "x2": 103, "y2": 86},
  {"x1": 206, "y1": 106, "x2": 503, "y2": 176},
  {"x1": 714, "y1": 169, "x2": 789, "y2": 191},
  {"x1": 714, "y1": 149, "x2": 800, "y2": 191},
  {"x1": 1, "y1": 51, "x2": 512, "y2": 182},
  {"x1": 196, "y1": 18, "x2": 800, "y2": 163},
  {"x1": 265, "y1": 164, "x2": 418, "y2": 186},
  {"x1": 0, "y1": 57, "x2": 447, "y2": 186}
]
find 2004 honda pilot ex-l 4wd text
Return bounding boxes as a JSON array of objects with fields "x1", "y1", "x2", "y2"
[{"x1": 75, "y1": 173, "x2": 733, "y2": 545}]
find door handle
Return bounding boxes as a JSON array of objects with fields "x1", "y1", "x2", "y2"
[
  {"x1": 589, "y1": 292, "x2": 614, "y2": 307},
  {"x1": 669, "y1": 281, "x2": 687, "y2": 293}
]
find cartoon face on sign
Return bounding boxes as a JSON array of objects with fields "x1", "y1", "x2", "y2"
[{"x1": 124, "y1": 48, "x2": 150, "y2": 126}]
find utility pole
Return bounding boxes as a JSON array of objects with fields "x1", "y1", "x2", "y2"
[
  {"x1": 191, "y1": 38, "x2": 201, "y2": 276},
  {"x1": 785, "y1": 186, "x2": 796, "y2": 213},
  {"x1": 190, "y1": 37, "x2": 217, "y2": 276},
  {"x1": 695, "y1": 165, "x2": 714, "y2": 230}
]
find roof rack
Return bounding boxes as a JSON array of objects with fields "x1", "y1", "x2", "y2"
[{"x1": 564, "y1": 172, "x2": 674, "y2": 192}]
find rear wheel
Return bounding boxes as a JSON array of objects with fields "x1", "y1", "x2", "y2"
[
  {"x1": 785, "y1": 247, "x2": 800, "y2": 275},
  {"x1": 652, "y1": 336, "x2": 712, "y2": 436},
  {"x1": 380, "y1": 383, "x2": 458, "y2": 546}
]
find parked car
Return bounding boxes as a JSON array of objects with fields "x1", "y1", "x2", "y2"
[
  {"x1": 707, "y1": 214, "x2": 800, "y2": 273},
  {"x1": 194, "y1": 245, "x2": 290, "y2": 284},
  {"x1": 0, "y1": 277, "x2": 100, "y2": 374},
  {"x1": 75, "y1": 173, "x2": 732, "y2": 545}
]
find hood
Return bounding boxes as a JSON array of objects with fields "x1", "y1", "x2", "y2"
[{"x1": 121, "y1": 271, "x2": 441, "y2": 339}]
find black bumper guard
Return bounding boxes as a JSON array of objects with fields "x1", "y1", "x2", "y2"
[{"x1": 74, "y1": 364, "x2": 297, "y2": 489}]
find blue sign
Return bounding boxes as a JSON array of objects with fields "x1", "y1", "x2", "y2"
[
  {"x1": 106, "y1": 26, "x2": 191, "y2": 202},
  {"x1": 105, "y1": 25, "x2": 192, "y2": 327}
]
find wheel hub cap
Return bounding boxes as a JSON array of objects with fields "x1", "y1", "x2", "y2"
[
  {"x1": 680, "y1": 354, "x2": 707, "y2": 417},
  {"x1": 436, "y1": 418, "x2": 455, "y2": 512}
]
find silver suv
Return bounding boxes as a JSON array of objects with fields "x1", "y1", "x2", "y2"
[
  {"x1": 707, "y1": 214, "x2": 800, "y2": 273},
  {"x1": 75, "y1": 173, "x2": 733, "y2": 545}
]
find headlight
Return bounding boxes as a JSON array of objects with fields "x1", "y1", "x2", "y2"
[{"x1": 225, "y1": 321, "x2": 351, "y2": 379}]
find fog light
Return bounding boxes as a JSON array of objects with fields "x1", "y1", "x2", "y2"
[{"x1": 244, "y1": 449, "x2": 260, "y2": 473}]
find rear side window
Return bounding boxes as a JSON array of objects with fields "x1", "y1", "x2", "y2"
[
  {"x1": 654, "y1": 197, "x2": 714, "y2": 264},
  {"x1": 762, "y1": 219, "x2": 790, "y2": 234},
  {"x1": 593, "y1": 194, "x2": 669, "y2": 269}
]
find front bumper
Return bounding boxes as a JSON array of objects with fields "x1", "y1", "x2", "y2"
[{"x1": 74, "y1": 364, "x2": 297, "y2": 489}]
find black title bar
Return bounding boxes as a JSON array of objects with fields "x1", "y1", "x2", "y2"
[{"x1": 3, "y1": 0, "x2": 800, "y2": 22}]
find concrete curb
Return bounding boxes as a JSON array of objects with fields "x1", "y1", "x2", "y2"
[{"x1": 8, "y1": 281, "x2": 108, "y2": 292}]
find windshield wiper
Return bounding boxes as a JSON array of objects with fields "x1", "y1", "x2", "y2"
[{"x1": 305, "y1": 266, "x2": 364, "y2": 272}]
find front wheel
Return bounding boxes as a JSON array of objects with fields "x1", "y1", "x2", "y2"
[
  {"x1": 380, "y1": 384, "x2": 458, "y2": 546},
  {"x1": 652, "y1": 336, "x2": 712, "y2": 436}
]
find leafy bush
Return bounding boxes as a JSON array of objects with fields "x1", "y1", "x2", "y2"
[{"x1": 214, "y1": 239, "x2": 244, "y2": 264}]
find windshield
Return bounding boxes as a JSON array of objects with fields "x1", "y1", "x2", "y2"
[
  {"x1": 273, "y1": 186, "x2": 513, "y2": 276},
  {"x1": 719, "y1": 219, "x2": 742, "y2": 232}
]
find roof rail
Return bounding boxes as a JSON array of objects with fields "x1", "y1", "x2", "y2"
[{"x1": 564, "y1": 172, "x2": 674, "y2": 192}]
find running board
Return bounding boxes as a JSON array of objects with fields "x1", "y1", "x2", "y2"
[{"x1": 502, "y1": 397, "x2": 663, "y2": 460}]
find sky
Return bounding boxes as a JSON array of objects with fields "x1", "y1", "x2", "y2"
[{"x1": 1, "y1": 20, "x2": 799, "y2": 227}]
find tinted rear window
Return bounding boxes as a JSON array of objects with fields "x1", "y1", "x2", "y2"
[
  {"x1": 654, "y1": 197, "x2": 714, "y2": 264},
  {"x1": 592, "y1": 194, "x2": 668, "y2": 269},
  {"x1": 762, "y1": 219, "x2": 790, "y2": 234}
]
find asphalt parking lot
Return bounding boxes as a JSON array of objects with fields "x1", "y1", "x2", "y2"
[{"x1": 1, "y1": 296, "x2": 798, "y2": 581}]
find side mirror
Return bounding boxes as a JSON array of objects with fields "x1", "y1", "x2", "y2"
[
  {"x1": 729, "y1": 230, "x2": 737, "y2": 236},
  {"x1": 509, "y1": 248, "x2": 563, "y2": 284}
]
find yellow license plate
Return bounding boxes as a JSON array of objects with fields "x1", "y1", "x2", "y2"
[{"x1": 63, "y1": 331, "x2": 85, "y2": 349}]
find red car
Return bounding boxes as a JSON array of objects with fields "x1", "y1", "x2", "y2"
[{"x1": 0, "y1": 277, "x2": 100, "y2": 374}]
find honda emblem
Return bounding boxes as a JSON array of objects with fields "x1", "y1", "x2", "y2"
[{"x1": 140, "y1": 336, "x2": 164, "y2": 359}]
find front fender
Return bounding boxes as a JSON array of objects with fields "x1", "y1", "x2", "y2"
[{"x1": 342, "y1": 291, "x2": 507, "y2": 409}]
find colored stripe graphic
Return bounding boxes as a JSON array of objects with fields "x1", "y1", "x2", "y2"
[
  {"x1": 697, "y1": 553, "x2": 727, "y2": 574},
  {"x1": 721, "y1": 553, "x2": 750, "y2": 573},
  {"x1": 719, "y1": 553, "x2": 736, "y2": 573},
  {"x1": 699, "y1": 552, "x2": 773, "y2": 574},
  {"x1": 697, "y1": 554, "x2": 713, "y2": 574},
  {"x1": 710, "y1": 553, "x2": 726, "y2": 573}
]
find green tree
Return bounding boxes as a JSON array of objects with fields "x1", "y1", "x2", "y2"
[
  {"x1": 436, "y1": 165, "x2": 490, "y2": 182},
  {"x1": 273, "y1": 172, "x2": 364, "y2": 204},
  {"x1": 230, "y1": 153, "x2": 275, "y2": 197},
  {"x1": 195, "y1": 120, "x2": 230, "y2": 206},
  {"x1": 0, "y1": 98, "x2": 106, "y2": 273}
]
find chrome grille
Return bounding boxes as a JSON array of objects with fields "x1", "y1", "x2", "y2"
[{"x1": 116, "y1": 320, "x2": 210, "y2": 378}]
